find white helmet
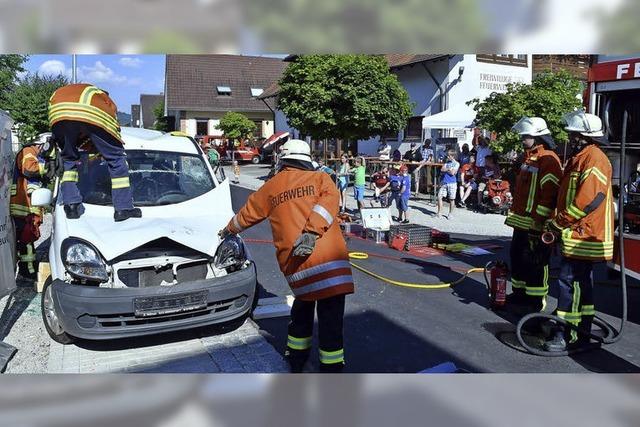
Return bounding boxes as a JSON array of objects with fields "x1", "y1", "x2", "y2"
[
  {"x1": 563, "y1": 110, "x2": 604, "y2": 137},
  {"x1": 280, "y1": 139, "x2": 311, "y2": 162},
  {"x1": 512, "y1": 117, "x2": 550, "y2": 136}
]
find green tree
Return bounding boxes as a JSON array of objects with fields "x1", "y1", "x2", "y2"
[
  {"x1": 0, "y1": 54, "x2": 28, "y2": 107},
  {"x1": 153, "y1": 98, "x2": 170, "y2": 132},
  {"x1": 277, "y1": 54, "x2": 413, "y2": 141},
  {"x1": 5, "y1": 73, "x2": 69, "y2": 143},
  {"x1": 468, "y1": 70, "x2": 583, "y2": 154},
  {"x1": 216, "y1": 111, "x2": 257, "y2": 142}
]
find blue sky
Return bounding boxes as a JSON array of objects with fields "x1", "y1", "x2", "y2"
[{"x1": 23, "y1": 55, "x2": 165, "y2": 115}]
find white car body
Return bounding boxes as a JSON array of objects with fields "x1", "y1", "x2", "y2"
[{"x1": 42, "y1": 128, "x2": 257, "y2": 342}]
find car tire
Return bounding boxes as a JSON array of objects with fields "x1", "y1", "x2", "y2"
[
  {"x1": 251, "y1": 156, "x2": 260, "y2": 164},
  {"x1": 41, "y1": 277, "x2": 76, "y2": 345}
]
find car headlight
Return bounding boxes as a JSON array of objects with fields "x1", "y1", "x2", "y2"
[
  {"x1": 214, "y1": 235, "x2": 247, "y2": 271},
  {"x1": 61, "y1": 238, "x2": 109, "y2": 283}
]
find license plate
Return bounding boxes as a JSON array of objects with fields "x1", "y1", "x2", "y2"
[{"x1": 134, "y1": 291, "x2": 208, "y2": 317}]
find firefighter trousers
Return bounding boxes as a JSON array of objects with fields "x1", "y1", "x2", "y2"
[
  {"x1": 13, "y1": 217, "x2": 37, "y2": 276},
  {"x1": 286, "y1": 294, "x2": 345, "y2": 373},
  {"x1": 52, "y1": 121, "x2": 135, "y2": 212},
  {"x1": 556, "y1": 257, "x2": 595, "y2": 344},
  {"x1": 509, "y1": 229, "x2": 550, "y2": 307}
]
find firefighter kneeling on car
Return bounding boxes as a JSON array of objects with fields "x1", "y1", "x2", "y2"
[
  {"x1": 505, "y1": 117, "x2": 562, "y2": 313},
  {"x1": 10, "y1": 134, "x2": 58, "y2": 278},
  {"x1": 544, "y1": 111, "x2": 614, "y2": 352},
  {"x1": 219, "y1": 139, "x2": 355, "y2": 372}
]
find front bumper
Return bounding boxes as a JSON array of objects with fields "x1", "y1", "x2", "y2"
[{"x1": 50, "y1": 262, "x2": 257, "y2": 340}]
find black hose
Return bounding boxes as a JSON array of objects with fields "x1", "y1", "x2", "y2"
[{"x1": 515, "y1": 111, "x2": 629, "y2": 357}]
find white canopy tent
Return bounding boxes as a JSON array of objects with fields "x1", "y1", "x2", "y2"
[{"x1": 422, "y1": 103, "x2": 476, "y2": 129}]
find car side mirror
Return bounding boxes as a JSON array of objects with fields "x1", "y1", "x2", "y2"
[{"x1": 31, "y1": 188, "x2": 53, "y2": 207}]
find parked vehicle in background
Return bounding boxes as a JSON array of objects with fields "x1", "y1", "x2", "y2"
[{"x1": 32, "y1": 128, "x2": 257, "y2": 344}]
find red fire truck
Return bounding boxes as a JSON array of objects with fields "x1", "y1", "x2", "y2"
[{"x1": 586, "y1": 55, "x2": 640, "y2": 279}]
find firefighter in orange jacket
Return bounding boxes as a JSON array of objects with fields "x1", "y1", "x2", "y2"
[
  {"x1": 10, "y1": 136, "x2": 57, "y2": 277},
  {"x1": 48, "y1": 83, "x2": 141, "y2": 222},
  {"x1": 545, "y1": 111, "x2": 614, "y2": 352},
  {"x1": 506, "y1": 117, "x2": 563, "y2": 312},
  {"x1": 220, "y1": 139, "x2": 355, "y2": 373}
]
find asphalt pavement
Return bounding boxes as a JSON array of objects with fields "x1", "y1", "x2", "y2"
[{"x1": 231, "y1": 185, "x2": 640, "y2": 373}]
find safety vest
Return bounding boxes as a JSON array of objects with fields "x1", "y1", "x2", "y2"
[
  {"x1": 551, "y1": 144, "x2": 614, "y2": 261},
  {"x1": 226, "y1": 167, "x2": 355, "y2": 301},
  {"x1": 10, "y1": 145, "x2": 46, "y2": 219},
  {"x1": 505, "y1": 144, "x2": 562, "y2": 231},
  {"x1": 48, "y1": 83, "x2": 122, "y2": 143}
]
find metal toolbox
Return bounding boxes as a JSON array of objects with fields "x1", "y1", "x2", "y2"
[{"x1": 388, "y1": 224, "x2": 433, "y2": 250}]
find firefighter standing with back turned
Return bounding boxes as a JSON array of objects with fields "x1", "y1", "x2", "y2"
[
  {"x1": 219, "y1": 139, "x2": 355, "y2": 373},
  {"x1": 48, "y1": 83, "x2": 141, "y2": 222},
  {"x1": 506, "y1": 117, "x2": 563, "y2": 313},
  {"x1": 544, "y1": 111, "x2": 614, "y2": 352},
  {"x1": 10, "y1": 135, "x2": 57, "y2": 278}
]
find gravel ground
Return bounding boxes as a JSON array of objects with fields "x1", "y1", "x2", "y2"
[
  {"x1": 225, "y1": 164, "x2": 513, "y2": 237},
  {"x1": 1, "y1": 214, "x2": 52, "y2": 373}
]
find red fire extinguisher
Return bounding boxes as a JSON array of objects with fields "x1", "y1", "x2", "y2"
[{"x1": 484, "y1": 260, "x2": 508, "y2": 309}]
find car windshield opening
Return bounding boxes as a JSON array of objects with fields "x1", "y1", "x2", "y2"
[{"x1": 76, "y1": 150, "x2": 215, "y2": 206}]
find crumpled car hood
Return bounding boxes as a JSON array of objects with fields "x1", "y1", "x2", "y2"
[{"x1": 58, "y1": 189, "x2": 233, "y2": 262}]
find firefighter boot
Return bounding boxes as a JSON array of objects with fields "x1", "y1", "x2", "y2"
[
  {"x1": 505, "y1": 288, "x2": 526, "y2": 306},
  {"x1": 319, "y1": 362, "x2": 344, "y2": 373},
  {"x1": 114, "y1": 208, "x2": 142, "y2": 222},
  {"x1": 284, "y1": 349, "x2": 308, "y2": 373},
  {"x1": 544, "y1": 329, "x2": 567, "y2": 352},
  {"x1": 64, "y1": 203, "x2": 84, "y2": 219}
]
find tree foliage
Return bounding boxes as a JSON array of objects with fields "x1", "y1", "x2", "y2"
[
  {"x1": 0, "y1": 54, "x2": 28, "y2": 107},
  {"x1": 4, "y1": 73, "x2": 69, "y2": 143},
  {"x1": 468, "y1": 70, "x2": 583, "y2": 154},
  {"x1": 216, "y1": 111, "x2": 256, "y2": 141},
  {"x1": 277, "y1": 54, "x2": 413, "y2": 141},
  {"x1": 153, "y1": 98, "x2": 171, "y2": 132}
]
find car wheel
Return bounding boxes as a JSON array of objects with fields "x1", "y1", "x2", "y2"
[
  {"x1": 251, "y1": 156, "x2": 260, "y2": 164},
  {"x1": 41, "y1": 278, "x2": 75, "y2": 345}
]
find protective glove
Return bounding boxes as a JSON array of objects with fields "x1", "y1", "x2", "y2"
[
  {"x1": 218, "y1": 227, "x2": 233, "y2": 240},
  {"x1": 45, "y1": 160, "x2": 58, "y2": 181},
  {"x1": 292, "y1": 232, "x2": 318, "y2": 257}
]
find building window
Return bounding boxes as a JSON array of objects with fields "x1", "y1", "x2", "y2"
[
  {"x1": 477, "y1": 54, "x2": 528, "y2": 67},
  {"x1": 405, "y1": 116, "x2": 424, "y2": 139},
  {"x1": 217, "y1": 85, "x2": 232, "y2": 96},
  {"x1": 250, "y1": 87, "x2": 264, "y2": 97},
  {"x1": 196, "y1": 120, "x2": 208, "y2": 136}
]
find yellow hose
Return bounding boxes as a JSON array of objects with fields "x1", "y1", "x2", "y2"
[{"x1": 348, "y1": 252, "x2": 485, "y2": 290}]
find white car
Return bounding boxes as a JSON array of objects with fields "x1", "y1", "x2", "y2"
[{"x1": 31, "y1": 128, "x2": 257, "y2": 344}]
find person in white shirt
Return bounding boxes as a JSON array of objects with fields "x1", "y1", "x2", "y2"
[
  {"x1": 377, "y1": 139, "x2": 391, "y2": 161},
  {"x1": 475, "y1": 137, "x2": 493, "y2": 171}
]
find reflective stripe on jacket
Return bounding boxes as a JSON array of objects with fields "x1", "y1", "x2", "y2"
[
  {"x1": 10, "y1": 145, "x2": 45, "y2": 219},
  {"x1": 226, "y1": 167, "x2": 355, "y2": 301},
  {"x1": 551, "y1": 144, "x2": 614, "y2": 261},
  {"x1": 505, "y1": 144, "x2": 562, "y2": 231},
  {"x1": 48, "y1": 83, "x2": 122, "y2": 143}
]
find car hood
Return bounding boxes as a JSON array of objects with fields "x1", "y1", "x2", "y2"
[{"x1": 57, "y1": 189, "x2": 233, "y2": 262}]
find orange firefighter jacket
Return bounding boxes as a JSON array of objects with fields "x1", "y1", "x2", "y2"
[
  {"x1": 48, "y1": 83, "x2": 122, "y2": 143},
  {"x1": 10, "y1": 145, "x2": 46, "y2": 223},
  {"x1": 550, "y1": 143, "x2": 614, "y2": 261},
  {"x1": 226, "y1": 167, "x2": 355, "y2": 301},
  {"x1": 505, "y1": 144, "x2": 563, "y2": 231}
]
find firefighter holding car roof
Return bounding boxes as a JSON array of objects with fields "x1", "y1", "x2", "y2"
[
  {"x1": 506, "y1": 117, "x2": 563, "y2": 313},
  {"x1": 544, "y1": 111, "x2": 614, "y2": 352},
  {"x1": 48, "y1": 83, "x2": 141, "y2": 222},
  {"x1": 219, "y1": 139, "x2": 354, "y2": 373}
]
